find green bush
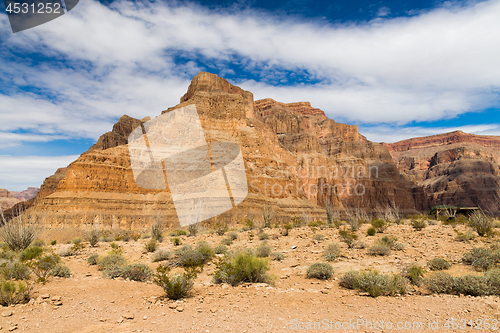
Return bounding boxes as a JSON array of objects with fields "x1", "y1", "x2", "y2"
[
  {"x1": 371, "y1": 218, "x2": 387, "y2": 233},
  {"x1": 258, "y1": 233, "x2": 270, "y2": 240},
  {"x1": 367, "y1": 245, "x2": 391, "y2": 256},
  {"x1": 87, "y1": 228, "x2": 100, "y2": 247},
  {"x1": 427, "y1": 258, "x2": 451, "y2": 271},
  {"x1": 338, "y1": 228, "x2": 358, "y2": 249},
  {"x1": 306, "y1": 263, "x2": 334, "y2": 280},
  {"x1": 171, "y1": 237, "x2": 181, "y2": 246},
  {"x1": 0, "y1": 280, "x2": 31, "y2": 306},
  {"x1": 411, "y1": 219, "x2": 428, "y2": 231},
  {"x1": 0, "y1": 213, "x2": 42, "y2": 251},
  {"x1": 57, "y1": 247, "x2": 74, "y2": 257},
  {"x1": 323, "y1": 243, "x2": 341, "y2": 262},
  {"x1": 462, "y1": 247, "x2": 500, "y2": 271},
  {"x1": 468, "y1": 212, "x2": 494, "y2": 237},
  {"x1": 50, "y1": 240, "x2": 57, "y2": 246},
  {"x1": 144, "y1": 239, "x2": 158, "y2": 253},
  {"x1": 375, "y1": 235, "x2": 398, "y2": 249},
  {"x1": 33, "y1": 239, "x2": 45, "y2": 247},
  {"x1": 270, "y1": 252, "x2": 285, "y2": 261},
  {"x1": 366, "y1": 227, "x2": 376, "y2": 236},
  {"x1": 188, "y1": 224, "x2": 198, "y2": 237},
  {"x1": 110, "y1": 242, "x2": 119, "y2": 249},
  {"x1": 403, "y1": 264, "x2": 425, "y2": 285},
  {"x1": 153, "y1": 265, "x2": 199, "y2": 300},
  {"x1": 174, "y1": 245, "x2": 206, "y2": 268},
  {"x1": 195, "y1": 241, "x2": 214, "y2": 262},
  {"x1": 51, "y1": 264, "x2": 71, "y2": 278},
  {"x1": 255, "y1": 242, "x2": 272, "y2": 258},
  {"x1": 313, "y1": 234, "x2": 325, "y2": 241},
  {"x1": 308, "y1": 221, "x2": 324, "y2": 228},
  {"x1": 227, "y1": 231, "x2": 239, "y2": 240},
  {"x1": 27, "y1": 253, "x2": 61, "y2": 283},
  {"x1": 340, "y1": 269, "x2": 409, "y2": 297},
  {"x1": 454, "y1": 275, "x2": 490, "y2": 296},
  {"x1": 454, "y1": 229, "x2": 476, "y2": 242},
  {"x1": 87, "y1": 254, "x2": 99, "y2": 265},
  {"x1": 220, "y1": 237, "x2": 233, "y2": 246},
  {"x1": 20, "y1": 246, "x2": 44, "y2": 261},
  {"x1": 151, "y1": 220, "x2": 165, "y2": 242},
  {"x1": 0, "y1": 261, "x2": 31, "y2": 280},
  {"x1": 121, "y1": 264, "x2": 152, "y2": 282},
  {"x1": 214, "y1": 245, "x2": 228, "y2": 254},
  {"x1": 169, "y1": 229, "x2": 187, "y2": 237},
  {"x1": 152, "y1": 249, "x2": 172, "y2": 262},
  {"x1": 213, "y1": 251, "x2": 270, "y2": 286},
  {"x1": 424, "y1": 272, "x2": 455, "y2": 294},
  {"x1": 97, "y1": 254, "x2": 127, "y2": 271}
]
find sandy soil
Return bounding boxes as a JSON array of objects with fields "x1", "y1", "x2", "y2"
[{"x1": 1, "y1": 222, "x2": 500, "y2": 332}]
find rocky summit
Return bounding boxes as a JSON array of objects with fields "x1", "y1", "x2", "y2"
[{"x1": 16, "y1": 72, "x2": 434, "y2": 227}]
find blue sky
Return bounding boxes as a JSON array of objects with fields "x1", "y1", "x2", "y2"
[{"x1": 0, "y1": 0, "x2": 499, "y2": 190}]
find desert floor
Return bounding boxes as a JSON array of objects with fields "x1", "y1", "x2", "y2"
[{"x1": 1, "y1": 222, "x2": 500, "y2": 333}]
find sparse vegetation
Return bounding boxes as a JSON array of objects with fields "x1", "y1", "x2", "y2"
[
  {"x1": 263, "y1": 204, "x2": 274, "y2": 228},
  {"x1": 213, "y1": 251, "x2": 271, "y2": 286},
  {"x1": 0, "y1": 211, "x2": 43, "y2": 251},
  {"x1": 0, "y1": 279, "x2": 31, "y2": 306},
  {"x1": 306, "y1": 263, "x2": 334, "y2": 280},
  {"x1": 371, "y1": 218, "x2": 387, "y2": 233},
  {"x1": 87, "y1": 254, "x2": 99, "y2": 265},
  {"x1": 27, "y1": 253, "x2": 61, "y2": 283},
  {"x1": 145, "y1": 239, "x2": 158, "y2": 252},
  {"x1": 220, "y1": 237, "x2": 233, "y2": 246},
  {"x1": 188, "y1": 224, "x2": 198, "y2": 237},
  {"x1": 258, "y1": 232, "x2": 269, "y2": 240},
  {"x1": 367, "y1": 245, "x2": 391, "y2": 256},
  {"x1": 151, "y1": 218, "x2": 164, "y2": 242},
  {"x1": 0, "y1": 261, "x2": 31, "y2": 280},
  {"x1": 87, "y1": 225, "x2": 101, "y2": 247},
  {"x1": 214, "y1": 245, "x2": 228, "y2": 254},
  {"x1": 427, "y1": 258, "x2": 451, "y2": 271},
  {"x1": 313, "y1": 233, "x2": 324, "y2": 241},
  {"x1": 411, "y1": 219, "x2": 428, "y2": 231},
  {"x1": 153, "y1": 265, "x2": 200, "y2": 300},
  {"x1": 454, "y1": 229, "x2": 476, "y2": 242},
  {"x1": 97, "y1": 254, "x2": 127, "y2": 271},
  {"x1": 366, "y1": 227, "x2": 376, "y2": 236},
  {"x1": 270, "y1": 252, "x2": 285, "y2": 261},
  {"x1": 403, "y1": 264, "x2": 425, "y2": 285},
  {"x1": 339, "y1": 269, "x2": 409, "y2": 297},
  {"x1": 171, "y1": 237, "x2": 181, "y2": 246},
  {"x1": 338, "y1": 228, "x2": 358, "y2": 249},
  {"x1": 227, "y1": 231, "x2": 238, "y2": 240},
  {"x1": 462, "y1": 247, "x2": 500, "y2": 271},
  {"x1": 468, "y1": 211, "x2": 494, "y2": 237},
  {"x1": 51, "y1": 264, "x2": 71, "y2": 278},
  {"x1": 255, "y1": 241, "x2": 272, "y2": 258},
  {"x1": 152, "y1": 248, "x2": 172, "y2": 262},
  {"x1": 323, "y1": 243, "x2": 341, "y2": 261}
]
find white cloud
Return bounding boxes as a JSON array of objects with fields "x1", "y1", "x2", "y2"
[
  {"x1": 0, "y1": 0, "x2": 499, "y2": 147},
  {"x1": 0, "y1": 155, "x2": 79, "y2": 191}
]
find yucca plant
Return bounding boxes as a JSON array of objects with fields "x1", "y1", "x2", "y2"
[{"x1": 0, "y1": 211, "x2": 43, "y2": 252}]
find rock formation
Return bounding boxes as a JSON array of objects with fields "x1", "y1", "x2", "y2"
[
  {"x1": 25, "y1": 72, "x2": 428, "y2": 227},
  {"x1": 0, "y1": 187, "x2": 39, "y2": 212},
  {"x1": 385, "y1": 131, "x2": 500, "y2": 212}
]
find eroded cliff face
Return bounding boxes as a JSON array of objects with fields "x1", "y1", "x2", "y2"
[
  {"x1": 385, "y1": 131, "x2": 500, "y2": 211},
  {"x1": 30, "y1": 72, "x2": 428, "y2": 227}
]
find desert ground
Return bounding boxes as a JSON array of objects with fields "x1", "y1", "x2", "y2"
[{"x1": 1, "y1": 220, "x2": 500, "y2": 333}]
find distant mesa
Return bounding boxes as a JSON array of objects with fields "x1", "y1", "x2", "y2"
[
  {"x1": 7, "y1": 72, "x2": 500, "y2": 226},
  {"x1": 0, "y1": 187, "x2": 39, "y2": 212}
]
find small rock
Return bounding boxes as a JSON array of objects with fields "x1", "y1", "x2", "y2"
[
  {"x1": 8, "y1": 325, "x2": 18, "y2": 331},
  {"x1": 176, "y1": 307, "x2": 184, "y2": 312},
  {"x1": 123, "y1": 313, "x2": 134, "y2": 320},
  {"x1": 169, "y1": 304, "x2": 177, "y2": 309},
  {"x1": 51, "y1": 296, "x2": 62, "y2": 301},
  {"x1": 291, "y1": 245, "x2": 297, "y2": 249},
  {"x1": 2, "y1": 311, "x2": 13, "y2": 317},
  {"x1": 52, "y1": 301, "x2": 63, "y2": 306},
  {"x1": 117, "y1": 318, "x2": 123, "y2": 324},
  {"x1": 40, "y1": 294, "x2": 50, "y2": 300},
  {"x1": 210, "y1": 308, "x2": 217, "y2": 313}
]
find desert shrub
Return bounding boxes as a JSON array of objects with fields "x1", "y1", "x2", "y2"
[
  {"x1": 87, "y1": 227, "x2": 101, "y2": 247},
  {"x1": 214, "y1": 245, "x2": 228, "y2": 254},
  {"x1": 174, "y1": 245, "x2": 205, "y2": 268},
  {"x1": 51, "y1": 264, "x2": 71, "y2": 278},
  {"x1": 258, "y1": 232, "x2": 270, "y2": 241},
  {"x1": 110, "y1": 242, "x2": 119, "y2": 249},
  {"x1": 263, "y1": 204, "x2": 274, "y2": 228},
  {"x1": 323, "y1": 243, "x2": 341, "y2": 262},
  {"x1": 338, "y1": 228, "x2": 358, "y2": 249},
  {"x1": 255, "y1": 242, "x2": 272, "y2": 258},
  {"x1": 188, "y1": 224, "x2": 198, "y2": 237},
  {"x1": 215, "y1": 222, "x2": 229, "y2": 236},
  {"x1": 375, "y1": 235, "x2": 398, "y2": 248},
  {"x1": 153, "y1": 265, "x2": 199, "y2": 300},
  {"x1": 121, "y1": 263, "x2": 153, "y2": 282},
  {"x1": 144, "y1": 239, "x2": 158, "y2": 253},
  {"x1": 427, "y1": 258, "x2": 451, "y2": 271},
  {"x1": 27, "y1": 253, "x2": 61, "y2": 283},
  {"x1": 308, "y1": 221, "x2": 324, "y2": 228},
  {"x1": 306, "y1": 263, "x2": 334, "y2": 280},
  {"x1": 339, "y1": 270, "x2": 361, "y2": 289},
  {"x1": 393, "y1": 243, "x2": 406, "y2": 251},
  {"x1": 72, "y1": 237, "x2": 84, "y2": 246},
  {"x1": 171, "y1": 237, "x2": 181, "y2": 246},
  {"x1": 403, "y1": 264, "x2": 425, "y2": 285},
  {"x1": 371, "y1": 218, "x2": 387, "y2": 233},
  {"x1": 0, "y1": 213, "x2": 42, "y2": 251},
  {"x1": 151, "y1": 219, "x2": 164, "y2": 242},
  {"x1": 424, "y1": 272, "x2": 455, "y2": 294},
  {"x1": 468, "y1": 212, "x2": 494, "y2": 237},
  {"x1": 0, "y1": 261, "x2": 31, "y2": 280},
  {"x1": 453, "y1": 275, "x2": 490, "y2": 296},
  {"x1": 454, "y1": 229, "x2": 476, "y2": 242},
  {"x1": 340, "y1": 269, "x2": 408, "y2": 297},
  {"x1": 281, "y1": 223, "x2": 294, "y2": 236},
  {"x1": 220, "y1": 237, "x2": 233, "y2": 246},
  {"x1": 152, "y1": 249, "x2": 172, "y2": 262},
  {"x1": 131, "y1": 232, "x2": 141, "y2": 242},
  {"x1": 20, "y1": 246, "x2": 44, "y2": 261},
  {"x1": 366, "y1": 227, "x2": 376, "y2": 236},
  {"x1": 87, "y1": 254, "x2": 99, "y2": 265},
  {"x1": 97, "y1": 254, "x2": 127, "y2": 271},
  {"x1": 367, "y1": 245, "x2": 391, "y2": 256},
  {"x1": 270, "y1": 252, "x2": 285, "y2": 261},
  {"x1": 50, "y1": 240, "x2": 56, "y2": 246},
  {"x1": 313, "y1": 234, "x2": 324, "y2": 241},
  {"x1": 213, "y1": 251, "x2": 270, "y2": 286},
  {"x1": 485, "y1": 269, "x2": 500, "y2": 295},
  {"x1": 463, "y1": 247, "x2": 500, "y2": 271},
  {"x1": 411, "y1": 219, "x2": 428, "y2": 231},
  {"x1": 0, "y1": 280, "x2": 31, "y2": 306},
  {"x1": 57, "y1": 247, "x2": 74, "y2": 257},
  {"x1": 227, "y1": 231, "x2": 238, "y2": 240},
  {"x1": 32, "y1": 239, "x2": 45, "y2": 247},
  {"x1": 196, "y1": 241, "x2": 214, "y2": 262}
]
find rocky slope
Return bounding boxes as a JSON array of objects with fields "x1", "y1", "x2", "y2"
[
  {"x1": 0, "y1": 187, "x2": 39, "y2": 211},
  {"x1": 385, "y1": 131, "x2": 500, "y2": 211},
  {"x1": 26, "y1": 72, "x2": 427, "y2": 227}
]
